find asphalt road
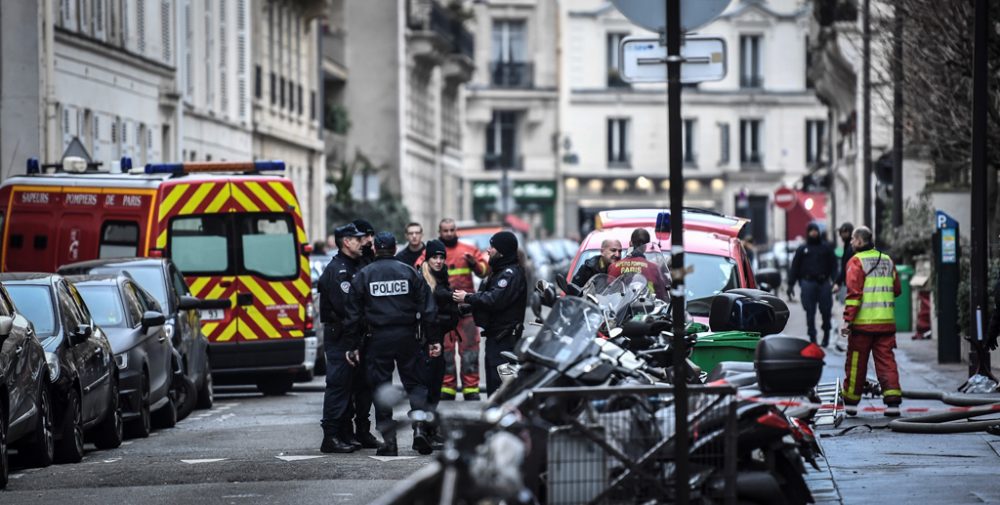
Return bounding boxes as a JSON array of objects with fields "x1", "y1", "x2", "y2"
[{"x1": 3, "y1": 379, "x2": 454, "y2": 505}]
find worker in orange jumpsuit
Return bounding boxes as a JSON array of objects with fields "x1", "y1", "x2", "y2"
[
  {"x1": 607, "y1": 228, "x2": 670, "y2": 302},
  {"x1": 841, "y1": 226, "x2": 903, "y2": 416},
  {"x1": 416, "y1": 219, "x2": 489, "y2": 401}
]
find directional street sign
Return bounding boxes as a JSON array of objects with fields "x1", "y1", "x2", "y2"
[
  {"x1": 619, "y1": 36, "x2": 726, "y2": 84},
  {"x1": 774, "y1": 187, "x2": 797, "y2": 210},
  {"x1": 610, "y1": 0, "x2": 732, "y2": 34}
]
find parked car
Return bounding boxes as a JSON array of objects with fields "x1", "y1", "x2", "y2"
[
  {"x1": 2, "y1": 274, "x2": 122, "y2": 463},
  {"x1": 525, "y1": 241, "x2": 554, "y2": 284},
  {"x1": 307, "y1": 252, "x2": 335, "y2": 377},
  {"x1": 0, "y1": 283, "x2": 53, "y2": 487},
  {"x1": 68, "y1": 274, "x2": 174, "y2": 438},
  {"x1": 59, "y1": 258, "x2": 218, "y2": 417}
]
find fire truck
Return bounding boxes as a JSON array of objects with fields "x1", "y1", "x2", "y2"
[{"x1": 0, "y1": 157, "x2": 317, "y2": 394}]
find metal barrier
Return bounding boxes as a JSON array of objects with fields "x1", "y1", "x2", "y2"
[{"x1": 530, "y1": 385, "x2": 737, "y2": 505}]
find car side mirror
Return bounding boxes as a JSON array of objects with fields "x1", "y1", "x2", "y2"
[
  {"x1": 69, "y1": 324, "x2": 93, "y2": 346},
  {"x1": 0, "y1": 316, "x2": 13, "y2": 338},
  {"x1": 142, "y1": 311, "x2": 166, "y2": 331}
]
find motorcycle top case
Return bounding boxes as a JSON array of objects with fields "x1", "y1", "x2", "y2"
[
  {"x1": 709, "y1": 291, "x2": 786, "y2": 335},
  {"x1": 754, "y1": 335, "x2": 824, "y2": 396},
  {"x1": 724, "y1": 289, "x2": 789, "y2": 333}
]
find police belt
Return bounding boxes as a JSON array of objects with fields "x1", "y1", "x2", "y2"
[{"x1": 488, "y1": 323, "x2": 524, "y2": 342}]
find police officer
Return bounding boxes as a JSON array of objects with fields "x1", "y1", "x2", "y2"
[
  {"x1": 318, "y1": 223, "x2": 369, "y2": 453},
  {"x1": 353, "y1": 219, "x2": 376, "y2": 266},
  {"x1": 789, "y1": 222, "x2": 838, "y2": 346},
  {"x1": 453, "y1": 231, "x2": 527, "y2": 396},
  {"x1": 345, "y1": 232, "x2": 436, "y2": 456}
]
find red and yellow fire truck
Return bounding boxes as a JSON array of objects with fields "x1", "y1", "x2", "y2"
[{"x1": 0, "y1": 157, "x2": 316, "y2": 393}]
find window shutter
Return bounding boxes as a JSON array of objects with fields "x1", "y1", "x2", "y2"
[
  {"x1": 161, "y1": 1, "x2": 171, "y2": 64},
  {"x1": 219, "y1": 0, "x2": 228, "y2": 113},
  {"x1": 237, "y1": 0, "x2": 247, "y2": 118},
  {"x1": 137, "y1": 0, "x2": 146, "y2": 54}
]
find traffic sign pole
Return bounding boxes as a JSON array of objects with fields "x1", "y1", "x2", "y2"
[{"x1": 665, "y1": 0, "x2": 689, "y2": 502}]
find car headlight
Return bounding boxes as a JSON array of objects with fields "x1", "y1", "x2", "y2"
[
  {"x1": 45, "y1": 351, "x2": 60, "y2": 382},
  {"x1": 115, "y1": 352, "x2": 128, "y2": 370}
]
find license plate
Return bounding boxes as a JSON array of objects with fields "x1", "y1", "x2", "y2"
[{"x1": 200, "y1": 309, "x2": 225, "y2": 321}]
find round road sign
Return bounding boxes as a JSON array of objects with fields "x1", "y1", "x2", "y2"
[
  {"x1": 610, "y1": 0, "x2": 733, "y2": 34},
  {"x1": 774, "y1": 187, "x2": 797, "y2": 210}
]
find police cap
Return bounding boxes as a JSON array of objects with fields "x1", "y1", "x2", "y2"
[
  {"x1": 334, "y1": 223, "x2": 366, "y2": 239},
  {"x1": 373, "y1": 231, "x2": 397, "y2": 251}
]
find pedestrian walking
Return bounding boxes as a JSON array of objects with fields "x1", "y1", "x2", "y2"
[
  {"x1": 318, "y1": 223, "x2": 375, "y2": 454},
  {"x1": 571, "y1": 239, "x2": 623, "y2": 287},
  {"x1": 415, "y1": 218, "x2": 490, "y2": 401},
  {"x1": 788, "y1": 223, "x2": 838, "y2": 346},
  {"x1": 353, "y1": 219, "x2": 376, "y2": 266},
  {"x1": 453, "y1": 231, "x2": 527, "y2": 396},
  {"x1": 831, "y1": 222, "x2": 855, "y2": 300},
  {"x1": 344, "y1": 232, "x2": 437, "y2": 456},
  {"x1": 396, "y1": 222, "x2": 426, "y2": 266},
  {"x1": 608, "y1": 228, "x2": 670, "y2": 302},
  {"x1": 419, "y1": 239, "x2": 459, "y2": 450},
  {"x1": 840, "y1": 226, "x2": 903, "y2": 415}
]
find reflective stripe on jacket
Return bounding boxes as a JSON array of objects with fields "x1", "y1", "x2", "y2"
[{"x1": 844, "y1": 248, "x2": 901, "y2": 333}]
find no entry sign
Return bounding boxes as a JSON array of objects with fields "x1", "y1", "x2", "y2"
[{"x1": 774, "y1": 187, "x2": 796, "y2": 210}]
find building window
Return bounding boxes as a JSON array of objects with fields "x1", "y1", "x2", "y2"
[
  {"x1": 219, "y1": 0, "x2": 227, "y2": 112},
  {"x1": 270, "y1": 72, "x2": 277, "y2": 105},
  {"x1": 205, "y1": 0, "x2": 214, "y2": 108},
  {"x1": 310, "y1": 91, "x2": 316, "y2": 121},
  {"x1": 254, "y1": 65, "x2": 262, "y2": 99},
  {"x1": 607, "y1": 118, "x2": 630, "y2": 167},
  {"x1": 740, "y1": 119, "x2": 763, "y2": 168},
  {"x1": 485, "y1": 111, "x2": 519, "y2": 170},
  {"x1": 136, "y1": 0, "x2": 146, "y2": 54},
  {"x1": 683, "y1": 119, "x2": 697, "y2": 166},
  {"x1": 297, "y1": 85, "x2": 303, "y2": 116},
  {"x1": 237, "y1": 0, "x2": 247, "y2": 119},
  {"x1": 805, "y1": 35, "x2": 814, "y2": 89},
  {"x1": 806, "y1": 119, "x2": 826, "y2": 165},
  {"x1": 184, "y1": 1, "x2": 193, "y2": 97},
  {"x1": 607, "y1": 32, "x2": 629, "y2": 87},
  {"x1": 279, "y1": 77, "x2": 286, "y2": 108},
  {"x1": 740, "y1": 35, "x2": 762, "y2": 88},
  {"x1": 719, "y1": 123, "x2": 730, "y2": 166},
  {"x1": 161, "y1": 1, "x2": 170, "y2": 63},
  {"x1": 490, "y1": 20, "x2": 530, "y2": 88}
]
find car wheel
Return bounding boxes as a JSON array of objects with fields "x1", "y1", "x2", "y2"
[
  {"x1": 22, "y1": 382, "x2": 54, "y2": 467},
  {"x1": 126, "y1": 372, "x2": 151, "y2": 439},
  {"x1": 256, "y1": 376, "x2": 293, "y2": 396},
  {"x1": 54, "y1": 388, "x2": 85, "y2": 464},
  {"x1": 93, "y1": 376, "x2": 123, "y2": 450},
  {"x1": 1, "y1": 400, "x2": 9, "y2": 490},
  {"x1": 195, "y1": 362, "x2": 214, "y2": 410},
  {"x1": 173, "y1": 375, "x2": 197, "y2": 422},
  {"x1": 152, "y1": 381, "x2": 177, "y2": 430}
]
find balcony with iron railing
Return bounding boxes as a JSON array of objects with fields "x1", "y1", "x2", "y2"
[
  {"x1": 490, "y1": 61, "x2": 534, "y2": 88},
  {"x1": 406, "y1": 0, "x2": 475, "y2": 60}
]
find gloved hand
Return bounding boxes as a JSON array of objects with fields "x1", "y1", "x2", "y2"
[
  {"x1": 786, "y1": 287, "x2": 795, "y2": 299},
  {"x1": 428, "y1": 343, "x2": 442, "y2": 357},
  {"x1": 345, "y1": 349, "x2": 360, "y2": 366},
  {"x1": 841, "y1": 326, "x2": 851, "y2": 340},
  {"x1": 464, "y1": 252, "x2": 477, "y2": 267},
  {"x1": 987, "y1": 334, "x2": 998, "y2": 351}
]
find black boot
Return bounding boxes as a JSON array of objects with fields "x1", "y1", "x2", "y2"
[
  {"x1": 339, "y1": 425, "x2": 362, "y2": 450},
  {"x1": 356, "y1": 430, "x2": 380, "y2": 449},
  {"x1": 321, "y1": 431, "x2": 356, "y2": 454},
  {"x1": 412, "y1": 423, "x2": 432, "y2": 455},
  {"x1": 821, "y1": 330, "x2": 830, "y2": 348},
  {"x1": 376, "y1": 437, "x2": 398, "y2": 457},
  {"x1": 429, "y1": 426, "x2": 445, "y2": 451}
]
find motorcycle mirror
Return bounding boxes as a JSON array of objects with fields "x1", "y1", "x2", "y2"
[
  {"x1": 500, "y1": 351, "x2": 519, "y2": 362},
  {"x1": 530, "y1": 293, "x2": 542, "y2": 318},
  {"x1": 542, "y1": 285, "x2": 558, "y2": 306}
]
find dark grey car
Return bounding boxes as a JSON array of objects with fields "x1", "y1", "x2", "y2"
[
  {"x1": 69, "y1": 274, "x2": 174, "y2": 439},
  {"x1": 0, "y1": 282, "x2": 54, "y2": 488},
  {"x1": 2, "y1": 274, "x2": 123, "y2": 464},
  {"x1": 59, "y1": 258, "x2": 218, "y2": 418}
]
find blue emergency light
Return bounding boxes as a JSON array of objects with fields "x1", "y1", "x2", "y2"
[
  {"x1": 143, "y1": 160, "x2": 286, "y2": 175},
  {"x1": 26, "y1": 157, "x2": 41, "y2": 174},
  {"x1": 120, "y1": 157, "x2": 133, "y2": 172},
  {"x1": 655, "y1": 212, "x2": 671, "y2": 233}
]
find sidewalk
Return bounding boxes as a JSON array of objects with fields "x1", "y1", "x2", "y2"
[{"x1": 783, "y1": 297, "x2": 1000, "y2": 505}]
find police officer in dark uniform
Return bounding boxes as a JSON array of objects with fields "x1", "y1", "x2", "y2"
[
  {"x1": 788, "y1": 222, "x2": 838, "y2": 346},
  {"x1": 318, "y1": 223, "x2": 368, "y2": 453},
  {"x1": 353, "y1": 219, "x2": 376, "y2": 266},
  {"x1": 345, "y1": 232, "x2": 436, "y2": 457},
  {"x1": 453, "y1": 231, "x2": 527, "y2": 396}
]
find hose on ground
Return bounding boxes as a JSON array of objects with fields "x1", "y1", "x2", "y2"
[{"x1": 886, "y1": 390, "x2": 1000, "y2": 434}]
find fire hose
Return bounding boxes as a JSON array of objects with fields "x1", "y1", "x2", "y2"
[{"x1": 887, "y1": 390, "x2": 1000, "y2": 434}]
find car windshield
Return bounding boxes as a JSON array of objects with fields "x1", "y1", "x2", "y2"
[
  {"x1": 92, "y1": 266, "x2": 167, "y2": 310},
  {"x1": 528, "y1": 297, "x2": 604, "y2": 371},
  {"x1": 573, "y1": 250, "x2": 737, "y2": 316},
  {"x1": 75, "y1": 286, "x2": 127, "y2": 328},
  {"x1": 5, "y1": 285, "x2": 57, "y2": 337}
]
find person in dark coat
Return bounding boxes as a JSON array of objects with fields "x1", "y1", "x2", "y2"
[
  {"x1": 988, "y1": 274, "x2": 1000, "y2": 351},
  {"x1": 832, "y1": 222, "x2": 855, "y2": 297},
  {"x1": 419, "y1": 239, "x2": 459, "y2": 449},
  {"x1": 789, "y1": 222, "x2": 839, "y2": 346},
  {"x1": 571, "y1": 239, "x2": 623, "y2": 287}
]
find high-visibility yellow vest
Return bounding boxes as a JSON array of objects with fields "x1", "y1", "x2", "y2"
[{"x1": 853, "y1": 249, "x2": 896, "y2": 326}]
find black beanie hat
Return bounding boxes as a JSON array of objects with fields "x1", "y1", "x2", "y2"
[
  {"x1": 806, "y1": 222, "x2": 820, "y2": 233},
  {"x1": 425, "y1": 239, "x2": 447, "y2": 260},
  {"x1": 489, "y1": 231, "x2": 518, "y2": 257}
]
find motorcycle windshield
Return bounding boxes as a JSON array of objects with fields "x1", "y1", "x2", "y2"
[
  {"x1": 581, "y1": 273, "x2": 613, "y2": 298},
  {"x1": 599, "y1": 273, "x2": 651, "y2": 325},
  {"x1": 527, "y1": 297, "x2": 605, "y2": 371},
  {"x1": 610, "y1": 243, "x2": 672, "y2": 304}
]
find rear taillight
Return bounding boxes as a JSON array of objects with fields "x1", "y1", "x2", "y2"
[
  {"x1": 800, "y1": 343, "x2": 825, "y2": 360},
  {"x1": 148, "y1": 248, "x2": 164, "y2": 258},
  {"x1": 305, "y1": 302, "x2": 314, "y2": 331},
  {"x1": 756, "y1": 412, "x2": 790, "y2": 430}
]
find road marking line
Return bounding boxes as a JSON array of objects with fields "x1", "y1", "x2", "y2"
[
  {"x1": 275, "y1": 455, "x2": 325, "y2": 462},
  {"x1": 217, "y1": 413, "x2": 236, "y2": 422},
  {"x1": 181, "y1": 458, "x2": 228, "y2": 464},
  {"x1": 121, "y1": 441, "x2": 133, "y2": 446},
  {"x1": 103, "y1": 458, "x2": 121, "y2": 463},
  {"x1": 367, "y1": 456, "x2": 419, "y2": 462}
]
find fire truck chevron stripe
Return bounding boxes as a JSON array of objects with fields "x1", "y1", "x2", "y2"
[
  {"x1": 237, "y1": 319, "x2": 259, "y2": 340},
  {"x1": 205, "y1": 184, "x2": 230, "y2": 213},
  {"x1": 191, "y1": 183, "x2": 226, "y2": 215},
  {"x1": 202, "y1": 322, "x2": 219, "y2": 336},
  {"x1": 179, "y1": 183, "x2": 216, "y2": 215},
  {"x1": 242, "y1": 277, "x2": 276, "y2": 306},
  {"x1": 245, "y1": 182, "x2": 284, "y2": 212},
  {"x1": 230, "y1": 185, "x2": 260, "y2": 212},
  {"x1": 189, "y1": 277, "x2": 211, "y2": 295},
  {"x1": 246, "y1": 306, "x2": 280, "y2": 338},
  {"x1": 159, "y1": 185, "x2": 189, "y2": 220},
  {"x1": 292, "y1": 278, "x2": 310, "y2": 297},
  {"x1": 216, "y1": 321, "x2": 238, "y2": 342},
  {"x1": 268, "y1": 281, "x2": 298, "y2": 306},
  {"x1": 268, "y1": 181, "x2": 298, "y2": 209}
]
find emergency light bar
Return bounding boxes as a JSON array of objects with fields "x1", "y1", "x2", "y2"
[
  {"x1": 26, "y1": 156, "x2": 106, "y2": 174},
  {"x1": 655, "y1": 212, "x2": 671, "y2": 233},
  {"x1": 143, "y1": 160, "x2": 286, "y2": 175}
]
